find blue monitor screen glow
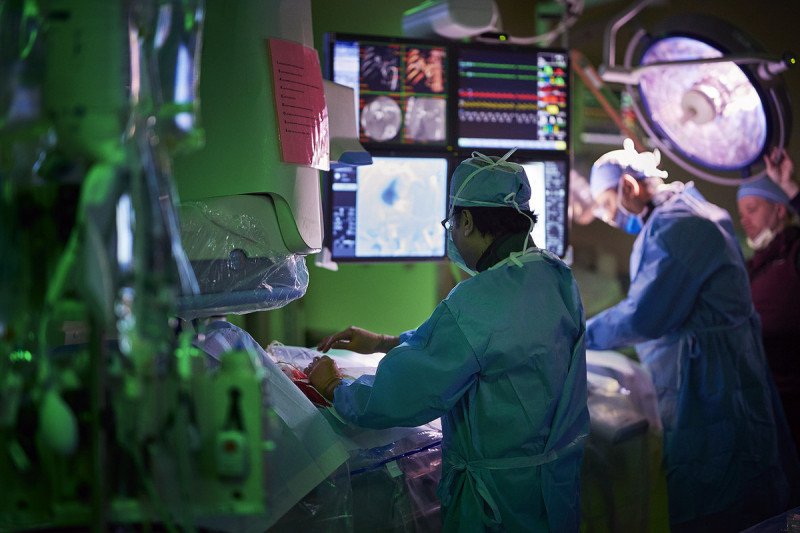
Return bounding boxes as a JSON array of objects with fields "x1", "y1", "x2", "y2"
[
  {"x1": 327, "y1": 33, "x2": 450, "y2": 149},
  {"x1": 456, "y1": 45, "x2": 569, "y2": 152},
  {"x1": 328, "y1": 156, "x2": 449, "y2": 261},
  {"x1": 519, "y1": 158, "x2": 569, "y2": 257}
]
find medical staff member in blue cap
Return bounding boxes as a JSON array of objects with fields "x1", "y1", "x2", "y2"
[
  {"x1": 738, "y1": 150, "x2": 800, "y2": 457},
  {"x1": 307, "y1": 150, "x2": 589, "y2": 532},
  {"x1": 587, "y1": 139, "x2": 795, "y2": 532}
]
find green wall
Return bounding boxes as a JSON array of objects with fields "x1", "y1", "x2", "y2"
[
  {"x1": 311, "y1": 0, "x2": 423, "y2": 47},
  {"x1": 303, "y1": 262, "x2": 441, "y2": 339}
]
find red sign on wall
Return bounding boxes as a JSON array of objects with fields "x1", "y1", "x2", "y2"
[{"x1": 267, "y1": 37, "x2": 330, "y2": 171}]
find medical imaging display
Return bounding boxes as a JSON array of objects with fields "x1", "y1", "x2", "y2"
[
  {"x1": 328, "y1": 156, "x2": 448, "y2": 261},
  {"x1": 519, "y1": 158, "x2": 569, "y2": 257},
  {"x1": 329, "y1": 34, "x2": 449, "y2": 147},
  {"x1": 456, "y1": 45, "x2": 569, "y2": 152},
  {"x1": 638, "y1": 36, "x2": 768, "y2": 170}
]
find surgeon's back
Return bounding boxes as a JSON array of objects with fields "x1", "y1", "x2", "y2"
[{"x1": 437, "y1": 250, "x2": 589, "y2": 532}]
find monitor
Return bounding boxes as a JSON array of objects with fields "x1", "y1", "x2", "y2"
[
  {"x1": 456, "y1": 43, "x2": 569, "y2": 152},
  {"x1": 518, "y1": 157, "x2": 569, "y2": 257},
  {"x1": 326, "y1": 33, "x2": 451, "y2": 149},
  {"x1": 326, "y1": 155, "x2": 450, "y2": 262}
]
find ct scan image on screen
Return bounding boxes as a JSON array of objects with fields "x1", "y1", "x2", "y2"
[
  {"x1": 519, "y1": 159, "x2": 569, "y2": 257},
  {"x1": 329, "y1": 156, "x2": 449, "y2": 261},
  {"x1": 329, "y1": 34, "x2": 449, "y2": 147}
]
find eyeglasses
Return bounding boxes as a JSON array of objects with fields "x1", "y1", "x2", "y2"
[{"x1": 441, "y1": 216, "x2": 454, "y2": 231}]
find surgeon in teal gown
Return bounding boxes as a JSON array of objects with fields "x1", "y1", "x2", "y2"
[
  {"x1": 585, "y1": 140, "x2": 798, "y2": 531},
  {"x1": 308, "y1": 151, "x2": 589, "y2": 532}
]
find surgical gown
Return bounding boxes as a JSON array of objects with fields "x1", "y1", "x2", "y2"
[
  {"x1": 586, "y1": 183, "x2": 794, "y2": 528},
  {"x1": 332, "y1": 250, "x2": 589, "y2": 532}
]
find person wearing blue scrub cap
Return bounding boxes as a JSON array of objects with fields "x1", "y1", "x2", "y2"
[
  {"x1": 737, "y1": 148, "x2": 800, "y2": 462},
  {"x1": 737, "y1": 173, "x2": 796, "y2": 250},
  {"x1": 308, "y1": 149, "x2": 590, "y2": 532},
  {"x1": 586, "y1": 139, "x2": 798, "y2": 531},
  {"x1": 739, "y1": 173, "x2": 793, "y2": 205},
  {"x1": 589, "y1": 138, "x2": 669, "y2": 235}
]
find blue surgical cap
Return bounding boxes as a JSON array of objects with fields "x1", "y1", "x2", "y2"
[
  {"x1": 450, "y1": 151, "x2": 531, "y2": 211},
  {"x1": 737, "y1": 176, "x2": 791, "y2": 206},
  {"x1": 589, "y1": 163, "x2": 627, "y2": 199},
  {"x1": 589, "y1": 139, "x2": 669, "y2": 199}
]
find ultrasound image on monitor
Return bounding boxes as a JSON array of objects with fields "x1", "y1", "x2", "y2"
[
  {"x1": 360, "y1": 96, "x2": 403, "y2": 142},
  {"x1": 328, "y1": 156, "x2": 449, "y2": 261}
]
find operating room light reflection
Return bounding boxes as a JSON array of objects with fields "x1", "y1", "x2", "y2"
[
  {"x1": 174, "y1": 43, "x2": 194, "y2": 131},
  {"x1": 116, "y1": 193, "x2": 134, "y2": 273}
]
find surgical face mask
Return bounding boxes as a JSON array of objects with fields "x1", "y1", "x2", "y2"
[
  {"x1": 616, "y1": 177, "x2": 644, "y2": 235},
  {"x1": 746, "y1": 227, "x2": 776, "y2": 250},
  {"x1": 594, "y1": 182, "x2": 645, "y2": 234},
  {"x1": 447, "y1": 232, "x2": 476, "y2": 277},
  {"x1": 615, "y1": 201, "x2": 644, "y2": 235}
]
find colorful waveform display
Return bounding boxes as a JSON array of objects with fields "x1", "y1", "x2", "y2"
[{"x1": 456, "y1": 47, "x2": 568, "y2": 151}]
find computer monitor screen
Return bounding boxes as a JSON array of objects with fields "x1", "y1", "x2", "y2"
[
  {"x1": 519, "y1": 158, "x2": 569, "y2": 257},
  {"x1": 327, "y1": 33, "x2": 450, "y2": 149},
  {"x1": 327, "y1": 156, "x2": 449, "y2": 261},
  {"x1": 456, "y1": 44, "x2": 569, "y2": 152}
]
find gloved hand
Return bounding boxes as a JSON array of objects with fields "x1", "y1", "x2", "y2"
[
  {"x1": 304, "y1": 355, "x2": 343, "y2": 401},
  {"x1": 316, "y1": 326, "x2": 399, "y2": 354},
  {"x1": 764, "y1": 147, "x2": 798, "y2": 198}
]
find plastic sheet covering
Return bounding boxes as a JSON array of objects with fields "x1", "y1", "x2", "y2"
[
  {"x1": 0, "y1": 0, "x2": 44, "y2": 131},
  {"x1": 347, "y1": 434, "x2": 442, "y2": 532},
  {"x1": 269, "y1": 462, "x2": 354, "y2": 532},
  {"x1": 146, "y1": 0, "x2": 205, "y2": 152},
  {"x1": 586, "y1": 349, "x2": 661, "y2": 432},
  {"x1": 176, "y1": 200, "x2": 309, "y2": 319},
  {"x1": 267, "y1": 344, "x2": 444, "y2": 532},
  {"x1": 581, "y1": 350, "x2": 670, "y2": 532}
]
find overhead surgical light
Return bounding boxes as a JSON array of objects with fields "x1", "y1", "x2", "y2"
[{"x1": 599, "y1": 0, "x2": 794, "y2": 185}]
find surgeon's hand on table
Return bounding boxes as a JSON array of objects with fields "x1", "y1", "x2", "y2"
[
  {"x1": 304, "y1": 356, "x2": 344, "y2": 401},
  {"x1": 316, "y1": 326, "x2": 400, "y2": 354}
]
